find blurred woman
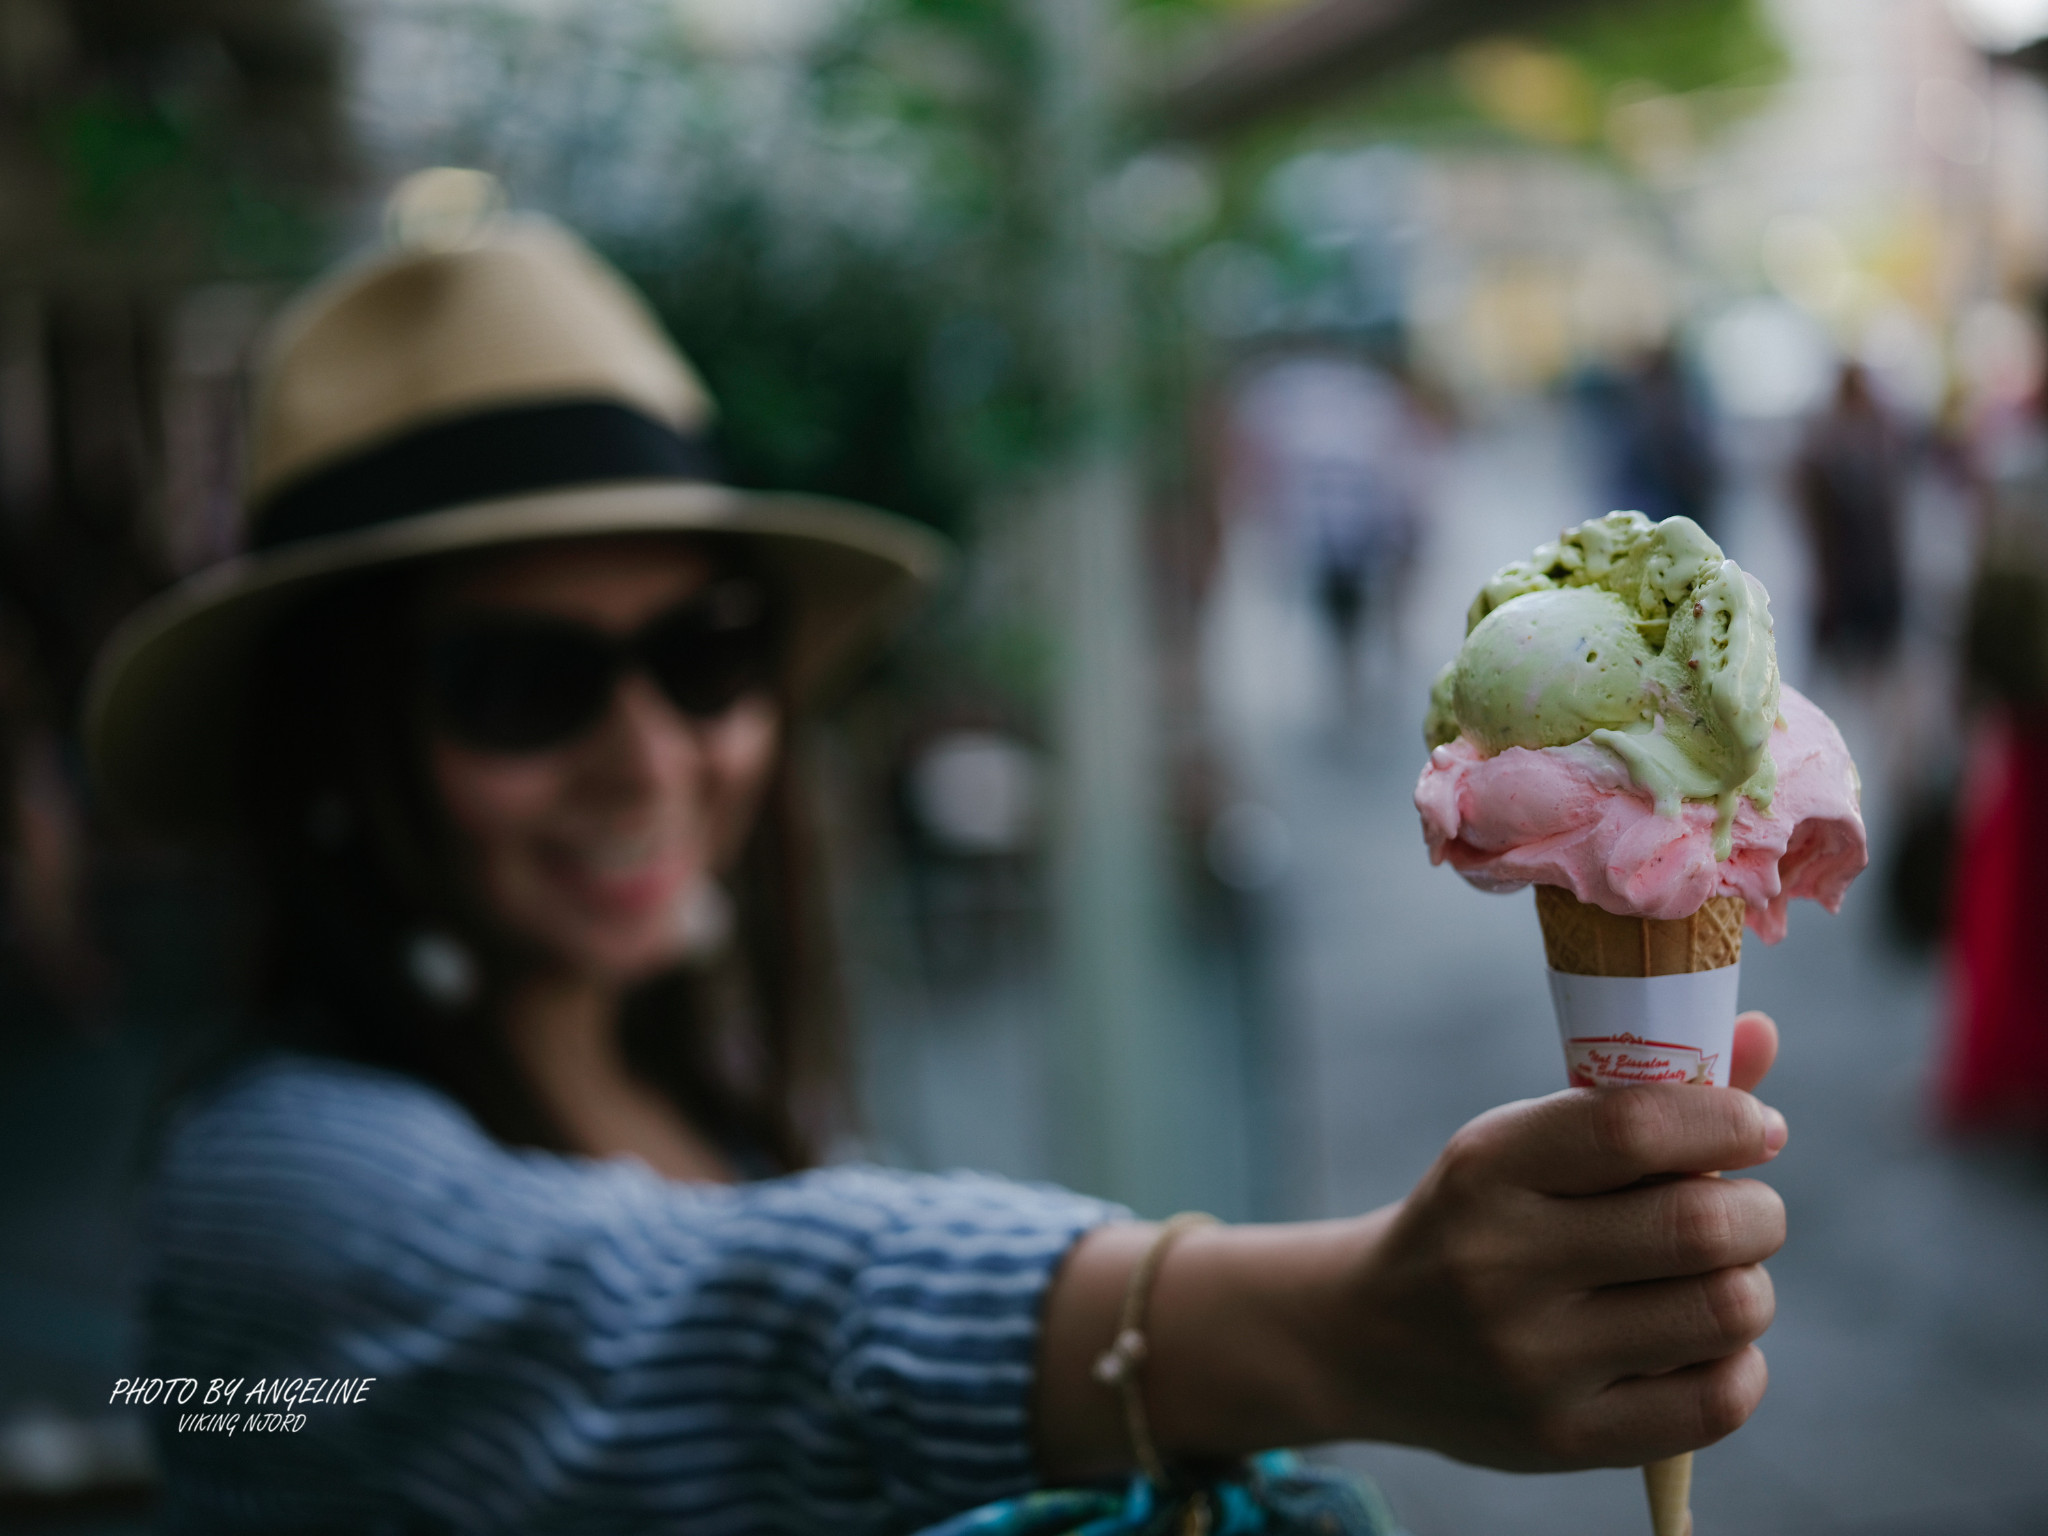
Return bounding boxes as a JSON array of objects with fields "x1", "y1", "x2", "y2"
[
  {"x1": 93, "y1": 210, "x2": 1792, "y2": 1533},
  {"x1": 1945, "y1": 390, "x2": 2048, "y2": 1139}
]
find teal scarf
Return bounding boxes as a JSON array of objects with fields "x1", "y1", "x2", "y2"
[{"x1": 909, "y1": 1452, "x2": 1405, "y2": 1536}]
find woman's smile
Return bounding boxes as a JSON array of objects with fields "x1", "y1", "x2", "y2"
[
  {"x1": 534, "y1": 832, "x2": 693, "y2": 917},
  {"x1": 424, "y1": 539, "x2": 781, "y2": 983}
]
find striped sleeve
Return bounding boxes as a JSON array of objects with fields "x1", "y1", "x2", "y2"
[{"x1": 142, "y1": 1056, "x2": 1124, "y2": 1536}]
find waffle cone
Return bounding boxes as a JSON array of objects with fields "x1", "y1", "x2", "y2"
[
  {"x1": 1534, "y1": 886, "x2": 1743, "y2": 977},
  {"x1": 1644, "y1": 1453, "x2": 1694, "y2": 1536},
  {"x1": 1540, "y1": 886, "x2": 1731, "y2": 1535}
]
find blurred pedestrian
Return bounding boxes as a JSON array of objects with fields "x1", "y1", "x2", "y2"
[
  {"x1": 98, "y1": 206, "x2": 1789, "y2": 1534},
  {"x1": 1794, "y1": 362, "x2": 1907, "y2": 669},
  {"x1": 1225, "y1": 354, "x2": 1427, "y2": 715},
  {"x1": 1578, "y1": 343, "x2": 1720, "y2": 538},
  {"x1": 1943, "y1": 409, "x2": 2048, "y2": 1139}
]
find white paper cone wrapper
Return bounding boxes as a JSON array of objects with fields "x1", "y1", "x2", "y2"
[{"x1": 1547, "y1": 964, "x2": 1741, "y2": 1089}]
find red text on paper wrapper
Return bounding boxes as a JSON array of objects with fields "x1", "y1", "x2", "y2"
[{"x1": 1565, "y1": 1033, "x2": 1719, "y2": 1088}]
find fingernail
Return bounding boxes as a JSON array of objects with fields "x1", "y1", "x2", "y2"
[{"x1": 1762, "y1": 1106, "x2": 1789, "y2": 1154}]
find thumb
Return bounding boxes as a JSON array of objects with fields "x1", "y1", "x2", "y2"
[{"x1": 1729, "y1": 1011, "x2": 1779, "y2": 1093}]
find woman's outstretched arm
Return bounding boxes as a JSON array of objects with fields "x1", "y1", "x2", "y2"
[
  {"x1": 1034, "y1": 1013, "x2": 1788, "y2": 1478},
  {"x1": 145, "y1": 1054, "x2": 1129, "y2": 1536}
]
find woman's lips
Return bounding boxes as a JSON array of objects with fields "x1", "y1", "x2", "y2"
[{"x1": 535, "y1": 837, "x2": 694, "y2": 919}]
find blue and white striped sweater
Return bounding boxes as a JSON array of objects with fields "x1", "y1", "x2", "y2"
[{"x1": 144, "y1": 1055, "x2": 1123, "y2": 1534}]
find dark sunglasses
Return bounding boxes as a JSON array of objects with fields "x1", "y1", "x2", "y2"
[{"x1": 424, "y1": 579, "x2": 778, "y2": 753}]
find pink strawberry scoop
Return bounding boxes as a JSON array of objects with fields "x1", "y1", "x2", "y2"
[{"x1": 1416, "y1": 684, "x2": 1865, "y2": 943}]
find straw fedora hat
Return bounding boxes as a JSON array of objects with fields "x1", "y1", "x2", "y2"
[{"x1": 86, "y1": 193, "x2": 947, "y2": 837}]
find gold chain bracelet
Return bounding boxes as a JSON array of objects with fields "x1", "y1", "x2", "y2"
[{"x1": 1089, "y1": 1211, "x2": 1220, "y2": 1486}]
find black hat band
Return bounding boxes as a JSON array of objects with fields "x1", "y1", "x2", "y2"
[{"x1": 251, "y1": 399, "x2": 721, "y2": 553}]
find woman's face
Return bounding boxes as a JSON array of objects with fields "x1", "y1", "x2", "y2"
[{"x1": 422, "y1": 539, "x2": 780, "y2": 984}]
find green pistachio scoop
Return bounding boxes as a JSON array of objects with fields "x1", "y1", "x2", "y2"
[{"x1": 1423, "y1": 511, "x2": 1782, "y2": 857}]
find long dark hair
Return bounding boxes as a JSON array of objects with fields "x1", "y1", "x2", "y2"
[{"x1": 239, "y1": 548, "x2": 847, "y2": 1173}]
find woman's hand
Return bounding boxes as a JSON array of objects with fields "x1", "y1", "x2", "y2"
[
  {"x1": 1322, "y1": 1010, "x2": 1787, "y2": 1470},
  {"x1": 1033, "y1": 1012, "x2": 1788, "y2": 1479}
]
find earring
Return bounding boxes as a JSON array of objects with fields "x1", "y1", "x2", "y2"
[
  {"x1": 405, "y1": 931, "x2": 478, "y2": 1009},
  {"x1": 675, "y1": 878, "x2": 735, "y2": 962}
]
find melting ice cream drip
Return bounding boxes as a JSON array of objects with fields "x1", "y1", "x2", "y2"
[{"x1": 1426, "y1": 511, "x2": 1781, "y2": 859}]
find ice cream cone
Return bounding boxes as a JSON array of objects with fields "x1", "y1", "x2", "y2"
[
  {"x1": 1538, "y1": 888, "x2": 1744, "y2": 1090},
  {"x1": 1537, "y1": 886, "x2": 1742, "y2": 1536},
  {"x1": 1420, "y1": 516, "x2": 1866, "y2": 1536},
  {"x1": 1535, "y1": 886, "x2": 1744, "y2": 977},
  {"x1": 1644, "y1": 1453, "x2": 1694, "y2": 1536}
]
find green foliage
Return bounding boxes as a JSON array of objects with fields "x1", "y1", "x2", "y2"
[
  {"x1": 1556, "y1": 0, "x2": 1784, "y2": 95},
  {"x1": 1309, "y1": 56, "x2": 1495, "y2": 145},
  {"x1": 210, "y1": 180, "x2": 328, "y2": 277},
  {"x1": 583, "y1": 0, "x2": 1061, "y2": 543},
  {"x1": 43, "y1": 89, "x2": 328, "y2": 278},
  {"x1": 617, "y1": 211, "x2": 973, "y2": 536},
  {"x1": 1268, "y1": 0, "x2": 1784, "y2": 147},
  {"x1": 49, "y1": 93, "x2": 193, "y2": 229},
  {"x1": 18, "y1": 4, "x2": 341, "y2": 285},
  {"x1": 39, "y1": 84, "x2": 328, "y2": 280}
]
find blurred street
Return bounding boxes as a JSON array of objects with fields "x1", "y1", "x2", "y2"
[
  {"x1": 830, "y1": 396, "x2": 2048, "y2": 1531},
  {"x1": 5, "y1": 401, "x2": 2048, "y2": 1536},
  {"x1": 9, "y1": 0, "x2": 2048, "y2": 1528},
  {"x1": 1215, "y1": 405, "x2": 2048, "y2": 1534}
]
